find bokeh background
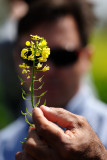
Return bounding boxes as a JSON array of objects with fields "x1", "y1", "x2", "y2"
[{"x1": 0, "y1": 0, "x2": 107, "y2": 129}]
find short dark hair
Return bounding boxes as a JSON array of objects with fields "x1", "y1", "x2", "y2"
[{"x1": 18, "y1": 0, "x2": 96, "y2": 47}]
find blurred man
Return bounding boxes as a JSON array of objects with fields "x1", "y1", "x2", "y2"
[{"x1": 1, "y1": 0, "x2": 107, "y2": 160}]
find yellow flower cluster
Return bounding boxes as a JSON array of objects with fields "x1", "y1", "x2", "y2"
[
  {"x1": 19, "y1": 63, "x2": 30, "y2": 77},
  {"x1": 20, "y1": 35, "x2": 50, "y2": 65},
  {"x1": 42, "y1": 65, "x2": 49, "y2": 72},
  {"x1": 19, "y1": 63, "x2": 29, "y2": 69},
  {"x1": 19, "y1": 35, "x2": 50, "y2": 85},
  {"x1": 22, "y1": 69, "x2": 30, "y2": 74}
]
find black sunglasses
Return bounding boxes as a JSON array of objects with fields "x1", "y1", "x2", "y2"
[
  {"x1": 20, "y1": 48, "x2": 80, "y2": 67},
  {"x1": 48, "y1": 48, "x2": 80, "y2": 67}
]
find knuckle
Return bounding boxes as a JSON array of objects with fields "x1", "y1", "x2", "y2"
[
  {"x1": 24, "y1": 138, "x2": 35, "y2": 152},
  {"x1": 79, "y1": 115, "x2": 86, "y2": 122},
  {"x1": 51, "y1": 107, "x2": 65, "y2": 114},
  {"x1": 56, "y1": 130, "x2": 63, "y2": 139},
  {"x1": 38, "y1": 123, "x2": 50, "y2": 134},
  {"x1": 56, "y1": 108, "x2": 66, "y2": 116},
  {"x1": 77, "y1": 115, "x2": 87, "y2": 127},
  {"x1": 15, "y1": 152, "x2": 22, "y2": 160}
]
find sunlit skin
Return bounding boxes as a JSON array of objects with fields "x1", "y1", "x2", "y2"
[{"x1": 16, "y1": 15, "x2": 92, "y2": 108}]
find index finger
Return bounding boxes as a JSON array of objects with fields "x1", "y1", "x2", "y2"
[
  {"x1": 32, "y1": 107, "x2": 69, "y2": 151},
  {"x1": 40, "y1": 105, "x2": 78, "y2": 128},
  {"x1": 32, "y1": 107, "x2": 64, "y2": 135}
]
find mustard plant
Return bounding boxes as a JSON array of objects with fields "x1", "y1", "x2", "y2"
[{"x1": 19, "y1": 35, "x2": 50, "y2": 127}]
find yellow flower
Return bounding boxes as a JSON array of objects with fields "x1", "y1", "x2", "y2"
[
  {"x1": 38, "y1": 57, "x2": 47, "y2": 62},
  {"x1": 19, "y1": 63, "x2": 29, "y2": 69},
  {"x1": 31, "y1": 41, "x2": 35, "y2": 48},
  {"x1": 26, "y1": 41, "x2": 31, "y2": 46},
  {"x1": 36, "y1": 50, "x2": 41, "y2": 56},
  {"x1": 19, "y1": 63, "x2": 24, "y2": 68},
  {"x1": 28, "y1": 55, "x2": 35, "y2": 61},
  {"x1": 42, "y1": 53, "x2": 49, "y2": 59},
  {"x1": 42, "y1": 65, "x2": 49, "y2": 72},
  {"x1": 30, "y1": 35, "x2": 41, "y2": 40},
  {"x1": 30, "y1": 48, "x2": 34, "y2": 55},
  {"x1": 22, "y1": 69, "x2": 27, "y2": 74},
  {"x1": 39, "y1": 40, "x2": 47, "y2": 48},
  {"x1": 21, "y1": 48, "x2": 28, "y2": 54},
  {"x1": 21, "y1": 82, "x2": 23, "y2": 85},
  {"x1": 42, "y1": 48, "x2": 50, "y2": 58},
  {"x1": 36, "y1": 63, "x2": 42, "y2": 69},
  {"x1": 26, "y1": 65, "x2": 30, "y2": 69},
  {"x1": 21, "y1": 48, "x2": 28, "y2": 59},
  {"x1": 27, "y1": 75, "x2": 30, "y2": 79}
]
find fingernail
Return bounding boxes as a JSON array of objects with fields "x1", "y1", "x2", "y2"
[
  {"x1": 41, "y1": 105, "x2": 51, "y2": 111},
  {"x1": 32, "y1": 107, "x2": 41, "y2": 113}
]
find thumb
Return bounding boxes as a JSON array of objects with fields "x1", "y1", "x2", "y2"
[
  {"x1": 32, "y1": 107, "x2": 64, "y2": 133},
  {"x1": 40, "y1": 105, "x2": 76, "y2": 129}
]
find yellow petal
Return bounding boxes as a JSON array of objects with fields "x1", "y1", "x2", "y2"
[{"x1": 26, "y1": 41, "x2": 31, "y2": 46}]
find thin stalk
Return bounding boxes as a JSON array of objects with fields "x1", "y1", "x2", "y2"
[{"x1": 31, "y1": 47, "x2": 36, "y2": 108}]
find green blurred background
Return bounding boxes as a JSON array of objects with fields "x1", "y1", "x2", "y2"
[
  {"x1": 91, "y1": 28, "x2": 107, "y2": 104},
  {"x1": 0, "y1": 27, "x2": 107, "y2": 129}
]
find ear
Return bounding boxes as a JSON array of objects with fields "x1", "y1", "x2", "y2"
[
  {"x1": 82, "y1": 45, "x2": 95, "y2": 62},
  {"x1": 78, "y1": 45, "x2": 94, "y2": 74}
]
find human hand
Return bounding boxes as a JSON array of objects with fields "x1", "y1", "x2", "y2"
[
  {"x1": 16, "y1": 106, "x2": 107, "y2": 160},
  {"x1": 16, "y1": 126, "x2": 60, "y2": 160}
]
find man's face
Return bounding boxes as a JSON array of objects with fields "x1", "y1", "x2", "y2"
[{"x1": 19, "y1": 15, "x2": 90, "y2": 107}]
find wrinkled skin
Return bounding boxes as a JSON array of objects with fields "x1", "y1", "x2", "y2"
[{"x1": 16, "y1": 106, "x2": 107, "y2": 160}]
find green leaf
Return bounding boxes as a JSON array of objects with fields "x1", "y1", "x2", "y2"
[
  {"x1": 21, "y1": 110, "x2": 26, "y2": 116},
  {"x1": 22, "y1": 92, "x2": 31, "y2": 101},
  {"x1": 34, "y1": 90, "x2": 47, "y2": 98},
  {"x1": 38, "y1": 75, "x2": 44, "y2": 82},
  {"x1": 20, "y1": 137, "x2": 27, "y2": 144},
  {"x1": 34, "y1": 75, "x2": 44, "y2": 82},
  {"x1": 34, "y1": 82, "x2": 44, "y2": 90},
  {"x1": 43, "y1": 99, "x2": 46, "y2": 106},
  {"x1": 20, "y1": 141, "x2": 24, "y2": 143},
  {"x1": 21, "y1": 110, "x2": 35, "y2": 127},
  {"x1": 18, "y1": 75, "x2": 23, "y2": 82},
  {"x1": 22, "y1": 88, "x2": 26, "y2": 94},
  {"x1": 34, "y1": 97, "x2": 41, "y2": 108},
  {"x1": 40, "y1": 90, "x2": 47, "y2": 97},
  {"x1": 22, "y1": 88, "x2": 30, "y2": 96},
  {"x1": 25, "y1": 114, "x2": 34, "y2": 127},
  {"x1": 26, "y1": 107, "x2": 32, "y2": 116},
  {"x1": 38, "y1": 82, "x2": 44, "y2": 90}
]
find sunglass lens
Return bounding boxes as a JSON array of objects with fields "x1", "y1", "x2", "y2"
[{"x1": 49, "y1": 49, "x2": 78, "y2": 67}]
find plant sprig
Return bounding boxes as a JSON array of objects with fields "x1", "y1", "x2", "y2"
[{"x1": 19, "y1": 35, "x2": 50, "y2": 126}]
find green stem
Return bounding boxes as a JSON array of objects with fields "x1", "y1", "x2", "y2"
[{"x1": 31, "y1": 47, "x2": 36, "y2": 108}]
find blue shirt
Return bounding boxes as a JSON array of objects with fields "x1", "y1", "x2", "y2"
[{"x1": 0, "y1": 84, "x2": 107, "y2": 160}]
